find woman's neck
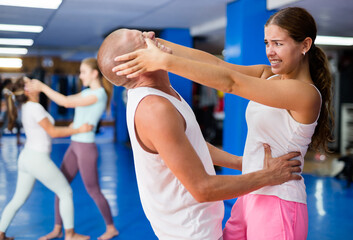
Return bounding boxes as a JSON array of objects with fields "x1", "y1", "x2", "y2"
[
  {"x1": 281, "y1": 59, "x2": 312, "y2": 84},
  {"x1": 26, "y1": 92, "x2": 39, "y2": 102},
  {"x1": 89, "y1": 78, "x2": 102, "y2": 90}
]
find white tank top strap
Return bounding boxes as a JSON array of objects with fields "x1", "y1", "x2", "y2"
[
  {"x1": 266, "y1": 74, "x2": 279, "y2": 80},
  {"x1": 266, "y1": 75, "x2": 322, "y2": 122},
  {"x1": 310, "y1": 83, "x2": 322, "y2": 98},
  {"x1": 309, "y1": 83, "x2": 322, "y2": 122}
]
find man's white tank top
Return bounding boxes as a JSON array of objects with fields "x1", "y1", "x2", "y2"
[
  {"x1": 126, "y1": 87, "x2": 224, "y2": 240},
  {"x1": 242, "y1": 76, "x2": 321, "y2": 204}
]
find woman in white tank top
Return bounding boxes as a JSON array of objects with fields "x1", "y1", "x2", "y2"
[
  {"x1": 112, "y1": 7, "x2": 333, "y2": 240},
  {"x1": 0, "y1": 78, "x2": 92, "y2": 240}
]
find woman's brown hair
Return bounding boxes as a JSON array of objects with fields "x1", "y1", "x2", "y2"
[
  {"x1": 266, "y1": 7, "x2": 334, "y2": 153},
  {"x1": 6, "y1": 77, "x2": 27, "y2": 131},
  {"x1": 81, "y1": 57, "x2": 113, "y2": 110}
]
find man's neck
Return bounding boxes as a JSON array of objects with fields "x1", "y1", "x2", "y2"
[
  {"x1": 127, "y1": 70, "x2": 180, "y2": 100},
  {"x1": 128, "y1": 70, "x2": 169, "y2": 90}
]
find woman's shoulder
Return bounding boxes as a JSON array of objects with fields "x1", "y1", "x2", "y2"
[
  {"x1": 24, "y1": 101, "x2": 46, "y2": 111},
  {"x1": 83, "y1": 87, "x2": 106, "y2": 102},
  {"x1": 259, "y1": 65, "x2": 274, "y2": 80},
  {"x1": 94, "y1": 87, "x2": 107, "y2": 98},
  {"x1": 83, "y1": 87, "x2": 105, "y2": 94},
  {"x1": 23, "y1": 101, "x2": 47, "y2": 116}
]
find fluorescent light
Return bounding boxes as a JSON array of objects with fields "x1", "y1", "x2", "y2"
[
  {"x1": 0, "y1": 38, "x2": 33, "y2": 46},
  {"x1": 0, "y1": 24, "x2": 43, "y2": 33},
  {"x1": 0, "y1": 0, "x2": 62, "y2": 9},
  {"x1": 0, "y1": 58, "x2": 22, "y2": 68},
  {"x1": 191, "y1": 17, "x2": 226, "y2": 36},
  {"x1": 267, "y1": 0, "x2": 301, "y2": 10},
  {"x1": 315, "y1": 35, "x2": 353, "y2": 46},
  {"x1": 0, "y1": 47, "x2": 28, "y2": 55}
]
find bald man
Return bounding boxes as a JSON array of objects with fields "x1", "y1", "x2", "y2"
[{"x1": 97, "y1": 28, "x2": 301, "y2": 240}]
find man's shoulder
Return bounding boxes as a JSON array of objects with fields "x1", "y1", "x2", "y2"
[
  {"x1": 137, "y1": 94, "x2": 175, "y2": 115},
  {"x1": 134, "y1": 93, "x2": 184, "y2": 140}
]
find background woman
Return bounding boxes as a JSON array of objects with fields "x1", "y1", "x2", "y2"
[
  {"x1": 0, "y1": 78, "x2": 92, "y2": 240},
  {"x1": 29, "y1": 58, "x2": 118, "y2": 240},
  {"x1": 112, "y1": 7, "x2": 333, "y2": 240}
]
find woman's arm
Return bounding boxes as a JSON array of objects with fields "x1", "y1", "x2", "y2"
[
  {"x1": 114, "y1": 39, "x2": 320, "y2": 118},
  {"x1": 27, "y1": 78, "x2": 98, "y2": 108},
  {"x1": 207, "y1": 142, "x2": 242, "y2": 170},
  {"x1": 157, "y1": 38, "x2": 270, "y2": 78},
  {"x1": 39, "y1": 117, "x2": 93, "y2": 138}
]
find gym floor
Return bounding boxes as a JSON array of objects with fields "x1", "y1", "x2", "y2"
[{"x1": 0, "y1": 127, "x2": 352, "y2": 240}]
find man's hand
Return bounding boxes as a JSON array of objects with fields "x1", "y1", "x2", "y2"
[{"x1": 263, "y1": 144, "x2": 302, "y2": 185}]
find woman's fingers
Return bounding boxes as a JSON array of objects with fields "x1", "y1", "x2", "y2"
[
  {"x1": 112, "y1": 38, "x2": 164, "y2": 78},
  {"x1": 114, "y1": 52, "x2": 137, "y2": 62},
  {"x1": 112, "y1": 59, "x2": 138, "y2": 72},
  {"x1": 127, "y1": 69, "x2": 146, "y2": 79},
  {"x1": 116, "y1": 64, "x2": 144, "y2": 76}
]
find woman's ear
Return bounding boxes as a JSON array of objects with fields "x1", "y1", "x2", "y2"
[
  {"x1": 302, "y1": 37, "x2": 313, "y2": 54},
  {"x1": 92, "y1": 69, "x2": 100, "y2": 79}
]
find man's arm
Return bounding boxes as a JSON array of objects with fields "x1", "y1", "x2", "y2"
[{"x1": 135, "y1": 95, "x2": 301, "y2": 202}]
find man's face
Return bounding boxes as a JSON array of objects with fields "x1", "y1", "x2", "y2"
[
  {"x1": 98, "y1": 29, "x2": 159, "y2": 88},
  {"x1": 142, "y1": 31, "x2": 156, "y2": 42},
  {"x1": 125, "y1": 29, "x2": 157, "y2": 51}
]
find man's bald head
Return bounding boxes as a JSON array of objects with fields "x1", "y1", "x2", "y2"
[{"x1": 97, "y1": 28, "x2": 139, "y2": 86}]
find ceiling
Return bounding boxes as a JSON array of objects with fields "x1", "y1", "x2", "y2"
[{"x1": 0, "y1": 0, "x2": 352, "y2": 61}]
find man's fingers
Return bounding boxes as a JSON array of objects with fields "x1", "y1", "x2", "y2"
[
  {"x1": 278, "y1": 152, "x2": 300, "y2": 162},
  {"x1": 289, "y1": 160, "x2": 301, "y2": 167},
  {"x1": 291, "y1": 166, "x2": 302, "y2": 173},
  {"x1": 290, "y1": 174, "x2": 302, "y2": 181},
  {"x1": 263, "y1": 143, "x2": 271, "y2": 159},
  {"x1": 286, "y1": 152, "x2": 301, "y2": 159}
]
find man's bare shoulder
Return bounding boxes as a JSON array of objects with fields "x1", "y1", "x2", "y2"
[
  {"x1": 137, "y1": 94, "x2": 174, "y2": 113},
  {"x1": 135, "y1": 94, "x2": 180, "y2": 127},
  {"x1": 134, "y1": 94, "x2": 185, "y2": 143}
]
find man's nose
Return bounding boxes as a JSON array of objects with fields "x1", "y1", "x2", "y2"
[{"x1": 143, "y1": 31, "x2": 155, "y2": 40}]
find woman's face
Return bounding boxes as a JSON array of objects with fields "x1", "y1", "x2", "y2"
[
  {"x1": 79, "y1": 63, "x2": 97, "y2": 87},
  {"x1": 24, "y1": 84, "x2": 39, "y2": 99},
  {"x1": 264, "y1": 24, "x2": 303, "y2": 77}
]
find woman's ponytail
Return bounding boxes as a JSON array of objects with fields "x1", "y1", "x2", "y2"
[{"x1": 308, "y1": 46, "x2": 334, "y2": 152}]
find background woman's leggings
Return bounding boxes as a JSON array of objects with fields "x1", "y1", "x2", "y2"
[
  {"x1": 0, "y1": 148, "x2": 74, "y2": 232},
  {"x1": 54, "y1": 141, "x2": 113, "y2": 226}
]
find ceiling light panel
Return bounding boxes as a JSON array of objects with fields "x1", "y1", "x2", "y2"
[
  {"x1": 0, "y1": 38, "x2": 33, "y2": 46},
  {"x1": 0, "y1": 47, "x2": 28, "y2": 55},
  {"x1": 0, "y1": 24, "x2": 43, "y2": 33},
  {"x1": 315, "y1": 35, "x2": 353, "y2": 46},
  {"x1": 0, "y1": 0, "x2": 62, "y2": 9},
  {"x1": 0, "y1": 57, "x2": 22, "y2": 68}
]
